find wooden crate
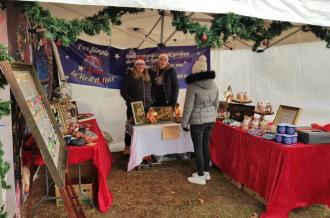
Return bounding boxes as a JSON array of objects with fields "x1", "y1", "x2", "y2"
[
  {"x1": 55, "y1": 183, "x2": 93, "y2": 206},
  {"x1": 223, "y1": 173, "x2": 243, "y2": 189},
  {"x1": 243, "y1": 186, "x2": 266, "y2": 205}
]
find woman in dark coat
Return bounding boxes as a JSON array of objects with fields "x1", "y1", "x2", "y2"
[
  {"x1": 120, "y1": 57, "x2": 152, "y2": 153},
  {"x1": 150, "y1": 53, "x2": 179, "y2": 107}
]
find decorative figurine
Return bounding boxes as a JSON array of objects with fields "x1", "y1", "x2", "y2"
[
  {"x1": 147, "y1": 107, "x2": 157, "y2": 124},
  {"x1": 259, "y1": 119, "x2": 269, "y2": 130},
  {"x1": 224, "y1": 85, "x2": 233, "y2": 103},
  {"x1": 237, "y1": 92, "x2": 244, "y2": 101},
  {"x1": 251, "y1": 117, "x2": 260, "y2": 129},
  {"x1": 242, "y1": 115, "x2": 252, "y2": 130},
  {"x1": 265, "y1": 103, "x2": 273, "y2": 113},
  {"x1": 243, "y1": 92, "x2": 251, "y2": 101},
  {"x1": 257, "y1": 102, "x2": 266, "y2": 113},
  {"x1": 174, "y1": 103, "x2": 182, "y2": 123}
]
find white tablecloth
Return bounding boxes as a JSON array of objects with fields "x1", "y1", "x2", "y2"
[{"x1": 127, "y1": 123, "x2": 194, "y2": 171}]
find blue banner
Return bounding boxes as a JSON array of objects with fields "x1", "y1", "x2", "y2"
[{"x1": 58, "y1": 39, "x2": 210, "y2": 89}]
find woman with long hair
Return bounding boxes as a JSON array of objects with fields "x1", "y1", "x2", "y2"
[{"x1": 120, "y1": 57, "x2": 152, "y2": 154}]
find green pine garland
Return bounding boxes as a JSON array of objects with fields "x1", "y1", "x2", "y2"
[
  {"x1": 303, "y1": 25, "x2": 330, "y2": 48},
  {"x1": 17, "y1": 2, "x2": 145, "y2": 46},
  {"x1": 171, "y1": 11, "x2": 293, "y2": 50},
  {"x1": 171, "y1": 11, "x2": 330, "y2": 51},
  {"x1": 2, "y1": 1, "x2": 329, "y2": 50},
  {"x1": 0, "y1": 44, "x2": 13, "y2": 89}
]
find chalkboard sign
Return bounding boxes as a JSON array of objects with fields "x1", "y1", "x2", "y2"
[{"x1": 0, "y1": 61, "x2": 66, "y2": 187}]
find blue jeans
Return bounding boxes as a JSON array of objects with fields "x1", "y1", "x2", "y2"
[{"x1": 190, "y1": 123, "x2": 214, "y2": 176}]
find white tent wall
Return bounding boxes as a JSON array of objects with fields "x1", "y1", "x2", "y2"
[{"x1": 211, "y1": 41, "x2": 330, "y2": 126}]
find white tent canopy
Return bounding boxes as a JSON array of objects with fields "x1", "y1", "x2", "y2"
[
  {"x1": 11, "y1": 1, "x2": 330, "y2": 152},
  {"x1": 40, "y1": 3, "x2": 320, "y2": 50},
  {"x1": 21, "y1": 0, "x2": 330, "y2": 27}
]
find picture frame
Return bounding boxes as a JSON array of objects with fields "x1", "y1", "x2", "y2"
[
  {"x1": 153, "y1": 106, "x2": 175, "y2": 123},
  {"x1": 50, "y1": 102, "x2": 68, "y2": 134},
  {"x1": 273, "y1": 105, "x2": 302, "y2": 125},
  {"x1": 131, "y1": 101, "x2": 146, "y2": 125},
  {"x1": 0, "y1": 61, "x2": 66, "y2": 187}
]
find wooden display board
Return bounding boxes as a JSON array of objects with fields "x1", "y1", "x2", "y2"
[
  {"x1": 0, "y1": 61, "x2": 66, "y2": 187},
  {"x1": 273, "y1": 105, "x2": 302, "y2": 125}
]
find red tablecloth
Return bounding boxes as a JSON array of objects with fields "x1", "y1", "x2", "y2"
[
  {"x1": 210, "y1": 121, "x2": 330, "y2": 218},
  {"x1": 23, "y1": 118, "x2": 113, "y2": 213}
]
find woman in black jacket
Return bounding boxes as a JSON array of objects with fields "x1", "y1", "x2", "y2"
[
  {"x1": 120, "y1": 57, "x2": 152, "y2": 153},
  {"x1": 150, "y1": 53, "x2": 179, "y2": 107}
]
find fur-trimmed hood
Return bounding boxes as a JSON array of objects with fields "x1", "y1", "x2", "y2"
[{"x1": 185, "y1": 71, "x2": 215, "y2": 85}]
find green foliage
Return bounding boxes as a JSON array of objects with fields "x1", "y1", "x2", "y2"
[
  {"x1": 171, "y1": 11, "x2": 293, "y2": 51},
  {"x1": 0, "y1": 142, "x2": 10, "y2": 190},
  {"x1": 18, "y1": 2, "x2": 144, "y2": 46},
  {"x1": 2, "y1": 1, "x2": 330, "y2": 50},
  {"x1": 304, "y1": 25, "x2": 330, "y2": 48},
  {"x1": 0, "y1": 44, "x2": 14, "y2": 89},
  {"x1": 0, "y1": 101, "x2": 10, "y2": 118}
]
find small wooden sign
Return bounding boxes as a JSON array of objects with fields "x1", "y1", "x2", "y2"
[
  {"x1": 0, "y1": 61, "x2": 66, "y2": 187},
  {"x1": 162, "y1": 125, "x2": 180, "y2": 140}
]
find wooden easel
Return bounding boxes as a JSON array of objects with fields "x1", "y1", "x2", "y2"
[
  {"x1": 58, "y1": 169, "x2": 86, "y2": 218},
  {"x1": 26, "y1": 151, "x2": 86, "y2": 218},
  {"x1": 0, "y1": 62, "x2": 86, "y2": 218}
]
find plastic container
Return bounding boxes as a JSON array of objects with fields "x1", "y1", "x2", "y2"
[
  {"x1": 292, "y1": 134, "x2": 298, "y2": 144},
  {"x1": 275, "y1": 134, "x2": 283, "y2": 143},
  {"x1": 277, "y1": 123, "x2": 286, "y2": 134},
  {"x1": 283, "y1": 134, "x2": 293, "y2": 145},
  {"x1": 286, "y1": 124, "x2": 296, "y2": 135}
]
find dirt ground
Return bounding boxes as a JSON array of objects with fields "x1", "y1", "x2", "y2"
[{"x1": 24, "y1": 153, "x2": 330, "y2": 218}]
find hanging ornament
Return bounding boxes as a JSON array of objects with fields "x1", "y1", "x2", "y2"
[
  {"x1": 262, "y1": 39, "x2": 269, "y2": 47},
  {"x1": 201, "y1": 33, "x2": 208, "y2": 42},
  {"x1": 55, "y1": 39, "x2": 62, "y2": 47}
]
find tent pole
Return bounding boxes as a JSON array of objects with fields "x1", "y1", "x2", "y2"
[
  {"x1": 164, "y1": 13, "x2": 194, "y2": 44},
  {"x1": 267, "y1": 28, "x2": 301, "y2": 49},
  {"x1": 51, "y1": 40, "x2": 66, "y2": 82},
  {"x1": 160, "y1": 13, "x2": 165, "y2": 44},
  {"x1": 137, "y1": 16, "x2": 162, "y2": 49},
  {"x1": 235, "y1": 38, "x2": 252, "y2": 48}
]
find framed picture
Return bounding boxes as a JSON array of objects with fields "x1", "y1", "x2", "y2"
[
  {"x1": 273, "y1": 105, "x2": 302, "y2": 125},
  {"x1": 0, "y1": 61, "x2": 66, "y2": 188},
  {"x1": 153, "y1": 106, "x2": 175, "y2": 123},
  {"x1": 228, "y1": 103, "x2": 255, "y2": 122},
  {"x1": 131, "y1": 101, "x2": 146, "y2": 125},
  {"x1": 50, "y1": 102, "x2": 68, "y2": 134}
]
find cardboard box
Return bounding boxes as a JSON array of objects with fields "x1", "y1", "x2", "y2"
[
  {"x1": 55, "y1": 183, "x2": 93, "y2": 206},
  {"x1": 68, "y1": 160, "x2": 96, "y2": 181}
]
